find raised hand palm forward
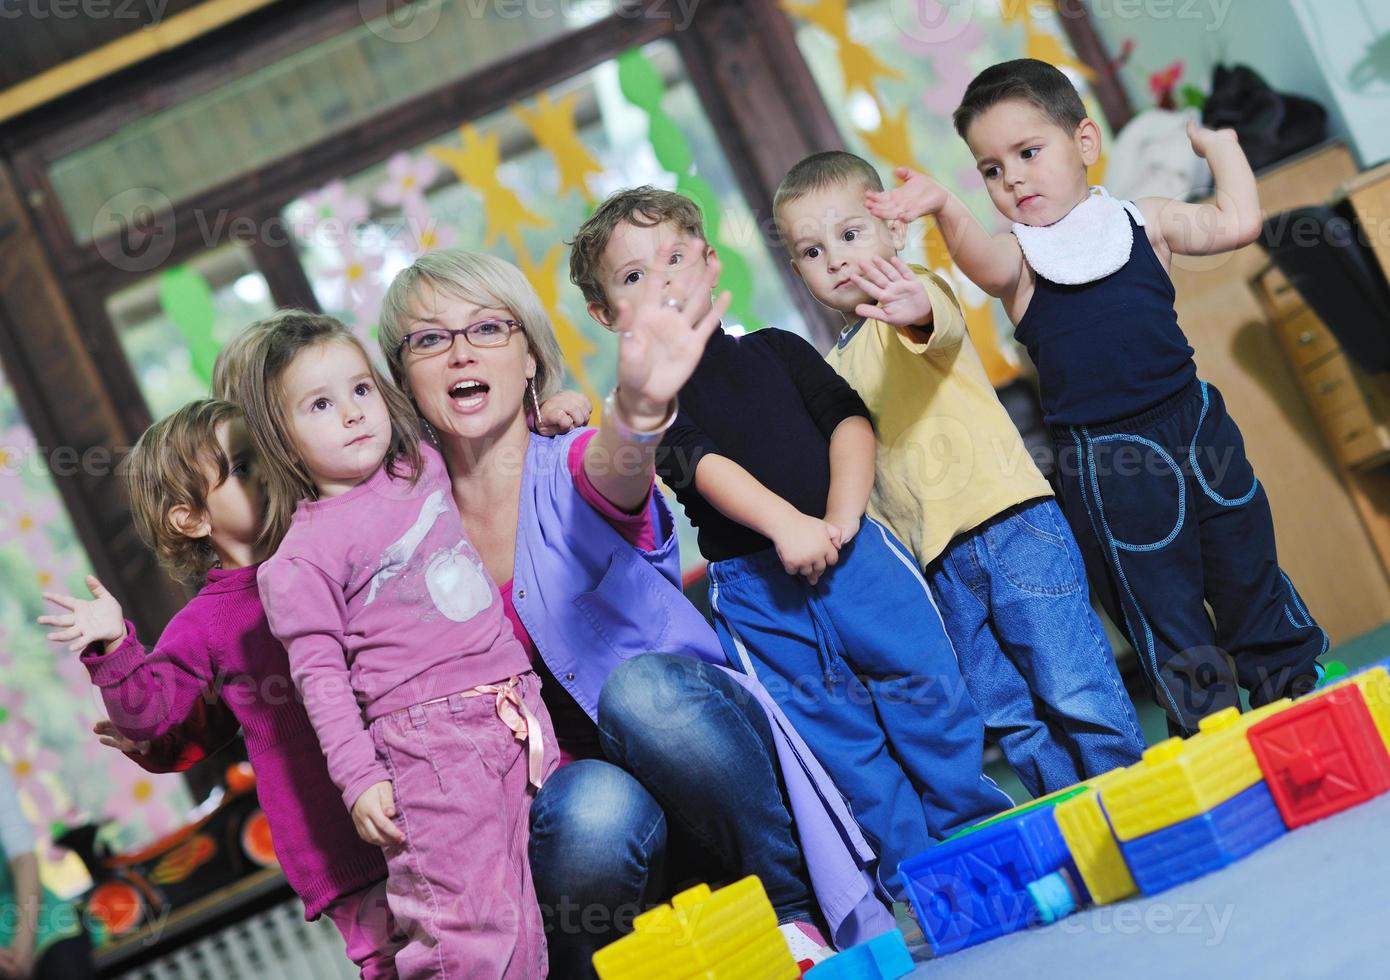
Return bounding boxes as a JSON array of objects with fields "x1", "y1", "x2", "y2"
[
  {"x1": 39, "y1": 575, "x2": 124, "y2": 652},
  {"x1": 614, "y1": 248, "x2": 731, "y2": 411}
]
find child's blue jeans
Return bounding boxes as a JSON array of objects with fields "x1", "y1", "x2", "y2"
[
  {"x1": 707, "y1": 517, "x2": 1013, "y2": 901},
  {"x1": 926, "y1": 498, "x2": 1147, "y2": 797}
]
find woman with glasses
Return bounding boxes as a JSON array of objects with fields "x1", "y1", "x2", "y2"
[{"x1": 377, "y1": 249, "x2": 893, "y2": 978}]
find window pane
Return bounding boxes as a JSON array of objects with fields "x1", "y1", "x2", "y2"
[
  {"x1": 106, "y1": 245, "x2": 277, "y2": 420},
  {"x1": 0, "y1": 372, "x2": 193, "y2": 852},
  {"x1": 284, "y1": 38, "x2": 808, "y2": 572},
  {"x1": 49, "y1": 0, "x2": 620, "y2": 245}
]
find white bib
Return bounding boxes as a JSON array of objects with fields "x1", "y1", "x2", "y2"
[{"x1": 1011, "y1": 187, "x2": 1146, "y2": 285}]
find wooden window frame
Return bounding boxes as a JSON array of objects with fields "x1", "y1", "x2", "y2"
[{"x1": 1, "y1": 0, "x2": 1128, "y2": 643}]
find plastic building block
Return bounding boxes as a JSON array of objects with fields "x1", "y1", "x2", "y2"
[
  {"x1": 1025, "y1": 872, "x2": 1077, "y2": 923},
  {"x1": 944, "y1": 784, "x2": 1090, "y2": 842},
  {"x1": 1117, "y1": 781, "x2": 1285, "y2": 895},
  {"x1": 1247, "y1": 683, "x2": 1390, "y2": 829},
  {"x1": 1053, "y1": 767, "x2": 1137, "y2": 906},
  {"x1": 804, "y1": 929, "x2": 913, "y2": 980},
  {"x1": 591, "y1": 876, "x2": 799, "y2": 980},
  {"x1": 1334, "y1": 665, "x2": 1390, "y2": 753},
  {"x1": 899, "y1": 805, "x2": 1081, "y2": 955},
  {"x1": 1099, "y1": 702, "x2": 1288, "y2": 841}
]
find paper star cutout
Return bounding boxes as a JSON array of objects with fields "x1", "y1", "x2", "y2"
[
  {"x1": 512, "y1": 91, "x2": 605, "y2": 202},
  {"x1": 428, "y1": 125, "x2": 550, "y2": 252}
]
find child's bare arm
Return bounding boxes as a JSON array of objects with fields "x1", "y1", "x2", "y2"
[
  {"x1": 1142, "y1": 122, "x2": 1262, "y2": 257},
  {"x1": 866, "y1": 168, "x2": 1025, "y2": 298},
  {"x1": 693, "y1": 453, "x2": 840, "y2": 585},
  {"x1": 823, "y1": 416, "x2": 875, "y2": 547}
]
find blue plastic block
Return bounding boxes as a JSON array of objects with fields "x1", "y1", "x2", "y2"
[
  {"x1": 1025, "y1": 871, "x2": 1076, "y2": 924},
  {"x1": 804, "y1": 929, "x2": 913, "y2": 980},
  {"x1": 898, "y1": 806, "x2": 1081, "y2": 955},
  {"x1": 1117, "y1": 781, "x2": 1285, "y2": 895}
]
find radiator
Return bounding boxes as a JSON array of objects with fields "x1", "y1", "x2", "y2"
[{"x1": 112, "y1": 898, "x2": 359, "y2": 980}]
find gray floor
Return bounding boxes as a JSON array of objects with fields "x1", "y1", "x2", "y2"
[
  {"x1": 906, "y1": 791, "x2": 1389, "y2": 979},
  {"x1": 905, "y1": 627, "x2": 1390, "y2": 979}
]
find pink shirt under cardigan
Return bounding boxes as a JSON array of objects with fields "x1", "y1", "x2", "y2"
[
  {"x1": 80, "y1": 564, "x2": 385, "y2": 920},
  {"x1": 259, "y1": 442, "x2": 531, "y2": 812}
]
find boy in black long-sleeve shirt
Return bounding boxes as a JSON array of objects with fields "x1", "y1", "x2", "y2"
[{"x1": 569, "y1": 188, "x2": 1012, "y2": 902}]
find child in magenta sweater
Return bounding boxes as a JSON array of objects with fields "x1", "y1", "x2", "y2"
[
  {"x1": 40, "y1": 398, "x2": 405, "y2": 979},
  {"x1": 242, "y1": 311, "x2": 555, "y2": 980}
]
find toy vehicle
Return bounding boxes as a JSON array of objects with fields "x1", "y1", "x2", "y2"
[{"x1": 57, "y1": 763, "x2": 276, "y2": 939}]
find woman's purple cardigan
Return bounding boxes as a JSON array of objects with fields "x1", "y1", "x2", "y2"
[{"x1": 508, "y1": 430, "x2": 894, "y2": 948}]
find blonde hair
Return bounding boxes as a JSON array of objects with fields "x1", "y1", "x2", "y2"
[
  {"x1": 379, "y1": 249, "x2": 566, "y2": 405},
  {"x1": 773, "y1": 151, "x2": 884, "y2": 242},
  {"x1": 212, "y1": 320, "x2": 276, "y2": 403},
  {"x1": 126, "y1": 399, "x2": 242, "y2": 584},
  {"x1": 568, "y1": 187, "x2": 706, "y2": 318},
  {"x1": 238, "y1": 310, "x2": 422, "y2": 554}
]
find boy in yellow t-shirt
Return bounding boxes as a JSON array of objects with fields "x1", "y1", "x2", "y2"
[{"x1": 774, "y1": 151, "x2": 1145, "y2": 796}]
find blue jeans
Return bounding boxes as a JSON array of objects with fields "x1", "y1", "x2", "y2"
[
  {"x1": 927, "y1": 499, "x2": 1146, "y2": 797},
  {"x1": 528, "y1": 653, "x2": 816, "y2": 979},
  {"x1": 708, "y1": 518, "x2": 1013, "y2": 901}
]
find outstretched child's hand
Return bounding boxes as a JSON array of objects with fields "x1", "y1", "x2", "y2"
[
  {"x1": 1186, "y1": 120, "x2": 1240, "y2": 159},
  {"x1": 93, "y1": 720, "x2": 150, "y2": 756},
  {"x1": 38, "y1": 576, "x2": 126, "y2": 653},
  {"x1": 865, "y1": 167, "x2": 948, "y2": 223},
  {"x1": 769, "y1": 509, "x2": 840, "y2": 586},
  {"x1": 351, "y1": 781, "x2": 405, "y2": 847},
  {"x1": 850, "y1": 256, "x2": 933, "y2": 328},
  {"x1": 534, "y1": 389, "x2": 593, "y2": 436}
]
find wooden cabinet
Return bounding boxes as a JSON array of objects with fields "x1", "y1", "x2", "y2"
[{"x1": 1255, "y1": 266, "x2": 1390, "y2": 472}]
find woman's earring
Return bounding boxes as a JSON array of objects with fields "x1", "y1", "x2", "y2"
[{"x1": 528, "y1": 378, "x2": 542, "y2": 422}]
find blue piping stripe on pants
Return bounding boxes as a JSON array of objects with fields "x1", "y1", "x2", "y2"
[{"x1": 1053, "y1": 379, "x2": 1325, "y2": 733}]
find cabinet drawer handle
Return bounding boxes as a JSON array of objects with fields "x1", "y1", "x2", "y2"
[
  {"x1": 1297, "y1": 331, "x2": 1316, "y2": 345},
  {"x1": 1318, "y1": 380, "x2": 1342, "y2": 396}
]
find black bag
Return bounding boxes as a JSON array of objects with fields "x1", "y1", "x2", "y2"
[
  {"x1": 1260, "y1": 204, "x2": 1390, "y2": 373},
  {"x1": 1203, "y1": 65, "x2": 1328, "y2": 171}
]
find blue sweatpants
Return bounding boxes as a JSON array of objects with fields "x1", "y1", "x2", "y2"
[
  {"x1": 707, "y1": 517, "x2": 1013, "y2": 900},
  {"x1": 1054, "y1": 379, "x2": 1327, "y2": 735}
]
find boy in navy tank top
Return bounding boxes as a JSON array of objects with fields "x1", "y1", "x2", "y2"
[{"x1": 867, "y1": 58, "x2": 1326, "y2": 735}]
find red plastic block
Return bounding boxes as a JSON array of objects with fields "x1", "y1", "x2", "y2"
[{"x1": 1247, "y1": 684, "x2": 1390, "y2": 829}]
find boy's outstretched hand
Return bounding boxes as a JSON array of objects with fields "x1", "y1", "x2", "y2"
[
  {"x1": 534, "y1": 389, "x2": 593, "y2": 436},
  {"x1": 850, "y1": 255, "x2": 933, "y2": 328},
  {"x1": 865, "y1": 167, "x2": 948, "y2": 223},
  {"x1": 1185, "y1": 120, "x2": 1240, "y2": 159},
  {"x1": 38, "y1": 575, "x2": 126, "y2": 653}
]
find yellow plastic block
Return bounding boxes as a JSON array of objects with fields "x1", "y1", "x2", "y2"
[
  {"x1": 1054, "y1": 767, "x2": 1137, "y2": 906},
  {"x1": 1324, "y1": 666, "x2": 1390, "y2": 753},
  {"x1": 592, "y1": 876, "x2": 800, "y2": 980},
  {"x1": 1099, "y1": 702, "x2": 1290, "y2": 841}
]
